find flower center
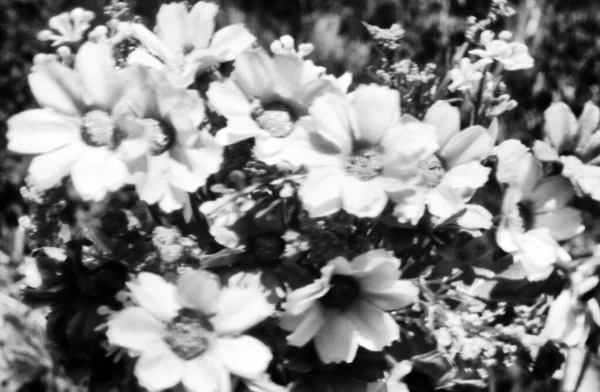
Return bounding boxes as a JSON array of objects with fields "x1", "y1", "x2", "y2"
[
  {"x1": 251, "y1": 101, "x2": 295, "y2": 138},
  {"x1": 253, "y1": 234, "x2": 286, "y2": 267},
  {"x1": 320, "y1": 274, "x2": 361, "y2": 309},
  {"x1": 163, "y1": 309, "x2": 214, "y2": 360},
  {"x1": 516, "y1": 200, "x2": 535, "y2": 232},
  {"x1": 416, "y1": 155, "x2": 446, "y2": 188},
  {"x1": 81, "y1": 110, "x2": 120, "y2": 148},
  {"x1": 345, "y1": 146, "x2": 384, "y2": 181},
  {"x1": 143, "y1": 119, "x2": 176, "y2": 156}
]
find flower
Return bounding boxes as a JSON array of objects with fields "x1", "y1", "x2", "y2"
[
  {"x1": 448, "y1": 58, "x2": 484, "y2": 93},
  {"x1": 116, "y1": 68, "x2": 223, "y2": 214},
  {"x1": 106, "y1": 271, "x2": 274, "y2": 392},
  {"x1": 495, "y1": 153, "x2": 582, "y2": 280},
  {"x1": 297, "y1": 85, "x2": 439, "y2": 218},
  {"x1": 469, "y1": 30, "x2": 534, "y2": 71},
  {"x1": 120, "y1": 1, "x2": 255, "y2": 87},
  {"x1": 207, "y1": 35, "x2": 348, "y2": 168},
  {"x1": 37, "y1": 8, "x2": 95, "y2": 46},
  {"x1": 7, "y1": 42, "x2": 143, "y2": 201},
  {"x1": 280, "y1": 250, "x2": 419, "y2": 363}
]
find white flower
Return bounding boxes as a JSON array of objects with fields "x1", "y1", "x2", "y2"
[
  {"x1": 106, "y1": 271, "x2": 274, "y2": 392},
  {"x1": 541, "y1": 289, "x2": 589, "y2": 347},
  {"x1": 7, "y1": 42, "x2": 142, "y2": 201},
  {"x1": 493, "y1": 139, "x2": 530, "y2": 184},
  {"x1": 280, "y1": 250, "x2": 419, "y2": 363},
  {"x1": 297, "y1": 85, "x2": 439, "y2": 218},
  {"x1": 469, "y1": 30, "x2": 534, "y2": 71},
  {"x1": 121, "y1": 1, "x2": 255, "y2": 87},
  {"x1": 496, "y1": 153, "x2": 582, "y2": 280},
  {"x1": 448, "y1": 58, "x2": 484, "y2": 93},
  {"x1": 207, "y1": 35, "x2": 348, "y2": 168},
  {"x1": 116, "y1": 68, "x2": 223, "y2": 214},
  {"x1": 37, "y1": 8, "x2": 95, "y2": 46}
]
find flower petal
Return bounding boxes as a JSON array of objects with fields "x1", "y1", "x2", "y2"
[
  {"x1": 127, "y1": 272, "x2": 181, "y2": 321},
  {"x1": 214, "y1": 336, "x2": 273, "y2": 379},
  {"x1": 576, "y1": 101, "x2": 600, "y2": 153},
  {"x1": 423, "y1": 101, "x2": 460, "y2": 148},
  {"x1": 182, "y1": 354, "x2": 230, "y2": 392},
  {"x1": 211, "y1": 287, "x2": 274, "y2": 335},
  {"x1": 438, "y1": 125, "x2": 493, "y2": 169},
  {"x1": 188, "y1": 1, "x2": 219, "y2": 49},
  {"x1": 207, "y1": 80, "x2": 252, "y2": 119},
  {"x1": 349, "y1": 84, "x2": 400, "y2": 145},
  {"x1": 314, "y1": 312, "x2": 358, "y2": 363},
  {"x1": 309, "y1": 93, "x2": 353, "y2": 156},
  {"x1": 535, "y1": 207, "x2": 584, "y2": 241},
  {"x1": 155, "y1": 2, "x2": 188, "y2": 57},
  {"x1": 70, "y1": 148, "x2": 129, "y2": 201},
  {"x1": 514, "y1": 230, "x2": 561, "y2": 281},
  {"x1": 382, "y1": 121, "x2": 439, "y2": 163},
  {"x1": 215, "y1": 118, "x2": 265, "y2": 146},
  {"x1": 134, "y1": 341, "x2": 184, "y2": 392},
  {"x1": 439, "y1": 162, "x2": 491, "y2": 200},
  {"x1": 362, "y1": 280, "x2": 419, "y2": 311},
  {"x1": 345, "y1": 300, "x2": 399, "y2": 351},
  {"x1": 530, "y1": 176, "x2": 575, "y2": 213},
  {"x1": 106, "y1": 307, "x2": 163, "y2": 353},
  {"x1": 28, "y1": 61, "x2": 85, "y2": 115},
  {"x1": 7, "y1": 109, "x2": 81, "y2": 154},
  {"x1": 232, "y1": 48, "x2": 277, "y2": 100},
  {"x1": 544, "y1": 102, "x2": 577, "y2": 153},
  {"x1": 177, "y1": 270, "x2": 222, "y2": 315},
  {"x1": 352, "y1": 250, "x2": 400, "y2": 291},
  {"x1": 285, "y1": 304, "x2": 327, "y2": 347},
  {"x1": 28, "y1": 142, "x2": 84, "y2": 189},
  {"x1": 283, "y1": 277, "x2": 331, "y2": 316},
  {"x1": 457, "y1": 205, "x2": 493, "y2": 231},
  {"x1": 341, "y1": 177, "x2": 388, "y2": 218},
  {"x1": 75, "y1": 41, "x2": 119, "y2": 111},
  {"x1": 209, "y1": 24, "x2": 256, "y2": 62},
  {"x1": 299, "y1": 168, "x2": 345, "y2": 217}
]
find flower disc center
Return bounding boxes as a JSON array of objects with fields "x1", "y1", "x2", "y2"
[
  {"x1": 143, "y1": 119, "x2": 176, "y2": 156},
  {"x1": 417, "y1": 155, "x2": 446, "y2": 188},
  {"x1": 516, "y1": 200, "x2": 535, "y2": 232},
  {"x1": 81, "y1": 110, "x2": 119, "y2": 148},
  {"x1": 252, "y1": 101, "x2": 295, "y2": 138},
  {"x1": 345, "y1": 146, "x2": 384, "y2": 181},
  {"x1": 320, "y1": 274, "x2": 361, "y2": 309},
  {"x1": 163, "y1": 309, "x2": 214, "y2": 360}
]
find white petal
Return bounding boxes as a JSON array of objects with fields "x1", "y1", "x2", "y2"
[
  {"x1": 214, "y1": 336, "x2": 273, "y2": 378},
  {"x1": 362, "y1": 280, "x2": 419, "y2": 311},
  {"x1": 309, "y1": 93, "x2": 353, "y2": 156},
  {"x1": 494, "y1": 139, "x2": 531, "y2": 184},
  {"x1": 283, "y1": 278, "x2": 331, "y2": 316},
  {"x1": 341, "y1": 177, "x2": 388, "y2": 218},
  {"x1": 535, "y1": 207, "x2": 584, "y2": 241},
  {"x1": 456, "y1": 205, "x2": 493, "y2": 231},
  {"x1": 127, "y1": 48, "x2": 165, "y2": 69},
  {"x1": 232, "y1": 48, "x2": 277, "y2": 99},
  {"x1": 438, "y1": 125, "x2": 493, "y2": 169},
  {"x1": 352, "y1": 250, "x2": 400, "y2": 291},
  {"x1": 423, "y1": 101, "x2": 460, "y2": 148},
  {"x1": 439, "y1": 162, "x2": 491, "y2": 199},
  {"x1": 530, "y1": 176, "x2": 575, "y2": 213},
  {"x1": 188, "y1": 1, "x2": 219, "y2": 49},
  {"x1": 75, "y1": 42, "x2": 119, "y2": 111},
  {"x1": 209, "y1": 24, "x2": 256, "y2": 62},
  {"x1": 28, "y1": 142, "x2": 83, "y2": 189},
  {"x1": 382, "y1": 121, "x2": 439, "y2": 162},
  {"x1": 106, "y1": 307, "x2": 163, "y2": 352},
  {"x1": 211, "y1": 287, "x2": 274, "y2": 335},
  {"x1": 544, "y1": 102, "x2": 577, "y2": 152},
  {"x1": 576, "y1": 101, "x2": 600, "y2": 152},
  {"x1": 167, "y1": 156, "x2": 204, "y2": 192},
  {"x1": 215, "y1": 118, "x2": 265, "y2": 146},
  {"x1": 155, "y1": 3, "x2": 188, "y2": 57},
  {"x1": 7, "y1": 109, "x2": 80, "y2": 154},
  {"x1": 28, "y1": 61, "x2": 85, "y2": 115},
  {"x1": 345, "y1": 300, "x2": 399, "y2": 351},
  {"x1": 426, "y1": 185, "x2": 462, "y2": 219},
  {"x1": 349, "y1": 84, "x2": 399, "y2": 145},
  {"x1": 70, "y1": 148, "x2": 129, "y2": 201},
  {"x1": 314, "y1": 312, "x2": 359, "y2": 363},
  {"x1": 134, "y1": 341, "x2": 184, "y2": 392},
  {"x1": 127, "y1": 272, "x2": 181, "y2": 321},
  {"x1": 285, "y1": 305, "x2": 327, "y2": 347},
  {"x1": 158, "y1": 185, "x2": 189, "y2": 213},
  {"x1": 182, "y1": 354, "x2": 231, "y2": 392},
  {"x1": 515, "y1": 230, "x2": 560, "y2": 281},
  {"x1": 299, "y1": 168, "x2": 345, "y2": 217},
  {"x1": 207, "y1": 80, "x2": 252, "y2": 119},
  {"x1": 177, "y1": 270, "x2": 222, "y2": 315}
]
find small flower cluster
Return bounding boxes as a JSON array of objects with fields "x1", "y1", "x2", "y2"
[{"x1": 6, "y1": 1, "x2": 600, "y2": 391}]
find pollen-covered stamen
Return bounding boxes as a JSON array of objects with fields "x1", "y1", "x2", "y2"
[
  {"x1": 163, "y1": 309, "x2": 214, "y2": 360},
  {"x1": 345, "y1": 146, "x2": 384, "y2": 181},
  {"x1": 320, "y1": 274, "x2": 361, "y2": 309},
  {"x1": 143, "y1": 119, "x2": 176, "y2": 156},
  {"x1": 417, "y1": 155, "x2": 446, "y2": 189},
  {"x1": 81, "y1": 110, "x2": 119, "y2": 148},
  {"x1": 251, "y1": 102, "x2": 295, "y2": 138}
]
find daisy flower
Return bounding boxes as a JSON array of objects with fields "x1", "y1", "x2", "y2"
[
  {"x1": 297, "y1": 84, "x2": 439, "y2": 218},
  {"x1": 115, "y1": 68, "x2": 223, "y2": 214},
  {"x1": 533, "y1": 101, "x2": 600, "y2": 202},
  {"x1": 280, "y1": 250, "x2": 419, "y2": 363},
  {"x1": 37, "y1": 8, "x2": 95, "y2": 46},
  {"x1": 496, "y1": 153, "x2": 582, "y2": 280},
  {"x1": 7, "y1": 41, "x2": 143, "y2": 201},
  {"x1": 120, "y1": 1, "x2": 255, "y2": 87},
  {"x1": 207, "y1": 35, "x2": 348, "y2": 168},
  {"x1": 469, "y1": 30, "x2": 534, "y2": 71},
  {"x1": 448, "y1": 58, "x2": 484, "y2": 93},
  {"x1": 106, "y1": 271, "x2": 274, "y2": 392}
]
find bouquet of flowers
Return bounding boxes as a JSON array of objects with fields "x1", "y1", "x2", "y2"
[{"x1": 5, "y1": 0, "x2": 600, "y2": 391}]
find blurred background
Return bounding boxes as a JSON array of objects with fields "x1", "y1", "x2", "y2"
[{"x1": 2, "y1": 0, "x2": 600, "y2": 390}]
